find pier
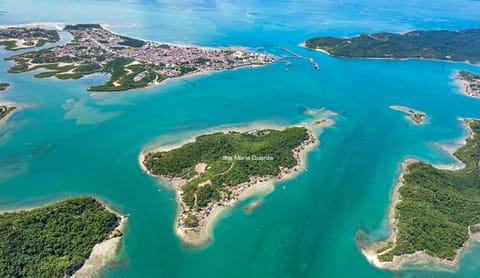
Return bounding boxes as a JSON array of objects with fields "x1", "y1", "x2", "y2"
[{"x1": 277, "y1": 47, "x2": 319, "y2": 69}]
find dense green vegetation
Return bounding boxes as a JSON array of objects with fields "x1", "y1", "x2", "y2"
[
  {"x1": 0, "y1": 83, "x2": 9, "y2": 91},
  {"x1": 88, "y1": 57, "x2": 166, "y2": 92},
  {"x1": 378, "y1": 120, "x2": 480, "y2": 262},
  {"x1": 458, "y1": 71, "x2": 480, "y2": 82},
  {"x1": 35, "y1": 30, "x2": 60, "y2": 46},
  {"x1": 64, "y1": 24, "x2": 103, "y2": 30},
  {"x1": 0, "y1": 197, "x2": 120, "y2": 277},
  {"x1": 412, "y1": 113, "x2": 425, "y2": 124},
  {"x1": 0, "y1": 29, "x2": 59, "y2": 50},
  {"x1": 184, "y1": 213, "x2": 199, "y2": 227},
  {"x1": 305, "y1": 29, "x2": 480, "y2": 63},
  {"x1": 144, "y1": 127, "x2": 310, "y2": 215},
  {"x1": 0, "y1": 41, "x2": 17, "y2": 51},
  {"x1": 457, "y1": 71, "x2": 480, "y2": 94},
  {"x1": 5, "y1": 53, "x2": 165, "y2": 91},
  {"x1": 119, "y1": 36, "x2": 145, "y2": 48}
]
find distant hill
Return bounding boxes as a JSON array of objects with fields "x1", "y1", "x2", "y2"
[{"x1": 305, "y1": 29, "x2": 480, "y2": 64}]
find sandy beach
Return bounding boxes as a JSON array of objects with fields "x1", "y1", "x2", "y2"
[
  {"x1": 0, "y1": 22, "x2": 65, "y2": 30},
  {"x1": 298, "y1": 42, "x2": 331, "y2": 55},
  {"x1": 360, "y1": 119, "x2": 479, "y2": 271},
  {"x1": 139, "y1": 114, "x2": 335, "y2": 246},
  {"x1": 0, "y1": 196, "x2": 126, "y2": 278},
  {"x1": 72, "y1": 211, "x2": 128, "y2": 278}
]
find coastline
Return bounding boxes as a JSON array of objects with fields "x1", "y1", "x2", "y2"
[
  {"x1": 102, "y1": 24, "x2": 262, "y2": 53},
  {"x1": 58, "y1": 59, "x2": 266, "y2": 97},
  {"x1": 453, "y1": 72, "x2": 480, "y2": 99},
  {"x1": 299, "y1": 41, "x2": 476, "y2": 65},
  {"x1": 72, "y1": 207, "x2": 128, "y2": 278},
  {"x1": 138, "y1": 62, "x2": 266, "y2": 94},
  {"x1": 360, "y1": 119, "x2": 479, "y2": 271},
  {"x1": 299, "y1": 42, "x2": 331, "y2": 56},
  {"x1": 0, "y1": 196, "x2": 126, "y2": 277},
  {"x1": 2, "y1": 23, "x2": 274, "y2": 94},
  {"x1": 139, "y1": 117, "x2": 334, "y2": 246},
  {"x1": 432, "y1": 117, "x2": 474, "y2": 170},
  {"x1": 0, "y1": 22, "x2": 65, "y2": 30}
]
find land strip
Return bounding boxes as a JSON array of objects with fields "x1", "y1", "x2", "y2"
[
  {"x1": 4, "y1": 24, "x2": 273, "y2": 92},
  {"x1": 304, "y1": 29, "x2": 480, "y2": 64}
]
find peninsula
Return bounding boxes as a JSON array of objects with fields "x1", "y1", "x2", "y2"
[
  {"x1": 389, "y1": 105, "x2": 426, "y2": 124},
  {"x1": 0, "y1": 197, "x2": 126, "y2": 278},
  {"x1": 141, "y1": 122, "x2": 332, "y2": 245},
  {"x1": 455, "y1": 71, "x2": 480, "y2": 98},
  {"x1": 304, "y1": 29, "x2": 480, "y2": 64},
  {"x1": 0, "y1": 27, "x2": 60, "y2": 50},
  {"x1": 4, "y1": 24, "x2": 273, "y2": 92},
  {"x1": 361, "y1": 119, "x2": 480, "y2": 270},
  {"x1": 0, "y1": 104, "x2": 16, "y2": 121}
]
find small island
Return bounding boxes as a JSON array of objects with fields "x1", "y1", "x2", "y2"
[
  {"x1": 361, "y1": 119, "x2": 480, "y2": 271},
  {"x1": 0, "y1": 197, "x2": 127, "y2": 277},
  {"x1": 0, "y1": 83, "x2": 10, "y2": 91},
  {"x1": 0, "y1": 104, "x2": 16, "y2": 122},
  {"x1": 4, "y1": 24, "x2": 273, "y2": 92},
  {"x1": 304, "y1": 29, "x2": 480, "y2": 63},
  {"x1": 389, "y1": 105, "x2": 426, "y2": 124},
  {"x1": 141, "y1": 122, "x2": 332, "y2": 245},
  {"x1": 0, "y1": 27, "x2": 60, "y2": 50},
  {"x1": 455, "y1": 70, "x2": 480, "y2": 98}
]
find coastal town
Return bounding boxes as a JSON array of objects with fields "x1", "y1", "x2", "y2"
[
  {"x1": 0, "y1": 27, "x2": 60, "y2": 50},
  {"x1": 4, "y1": 24, "x2": 274, "y2": 91},
  {"x1": 456, "y1": 70, "x2": 480, "y2": 98}
]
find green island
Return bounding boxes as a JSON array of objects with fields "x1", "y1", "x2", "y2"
[
  {"x1": 0, "y1": 83, "x2": 10, "y2": 91},
  {"x1": 4, "y1": 24, "x2": 273, "y2": 92},
  {"x1": 0, "y1": 105, "x2": 16, "y2": 121},
  {"x1": 0, "y1": 197, "x2": 126, "y2": 278},
  {"x1": 304, "y1": 29, "x2": 480, "y2": 64},
  {"x1": 455, "y1": 71, "x2": 480, "y2": 98},
  {"x1": 364, "y1": 119, "x2": 480, "y2": 270},
  {"x1": 0, "y1": 27, "x2": 60, "y2": 50},
  {"x1": 389, "y1": 105, "x2": 426, "y2": 125},
  {"x1": 141, "y1": 125, "x2": 325, "y2": 245}
]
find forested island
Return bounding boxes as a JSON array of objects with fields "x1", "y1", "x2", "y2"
[
  {"x1": 0, "y1": 27, "x2": 60, "y2": 50},
  {"x1": 389, "y1": 105, "x2": 426, "y2": 124},
  {"x1": 304, "y1": 29, "x2": 480, "y2": 64},
  {"x1": 456, "y1": 71, "x2": 480, "y2": 98},
  {"x1": 0, "y1": 197, "x2": 126, "y2": 277},
  {"x1": 361, "y1": 119, "x2": 480, "y2": 270},
  {"x1": 0, "y1": 83, "x2": 10, "y2": 91},
  {"x1": 3, "y1": 24, "x2": 273, "y2": 92},
  {"x1": 141, "y1": 123, "x2": 331, "y2": 245}
]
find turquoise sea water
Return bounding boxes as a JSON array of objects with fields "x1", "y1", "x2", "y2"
[{"x1": 1, "y1": 1, "x2": 480, "y2": 277}]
